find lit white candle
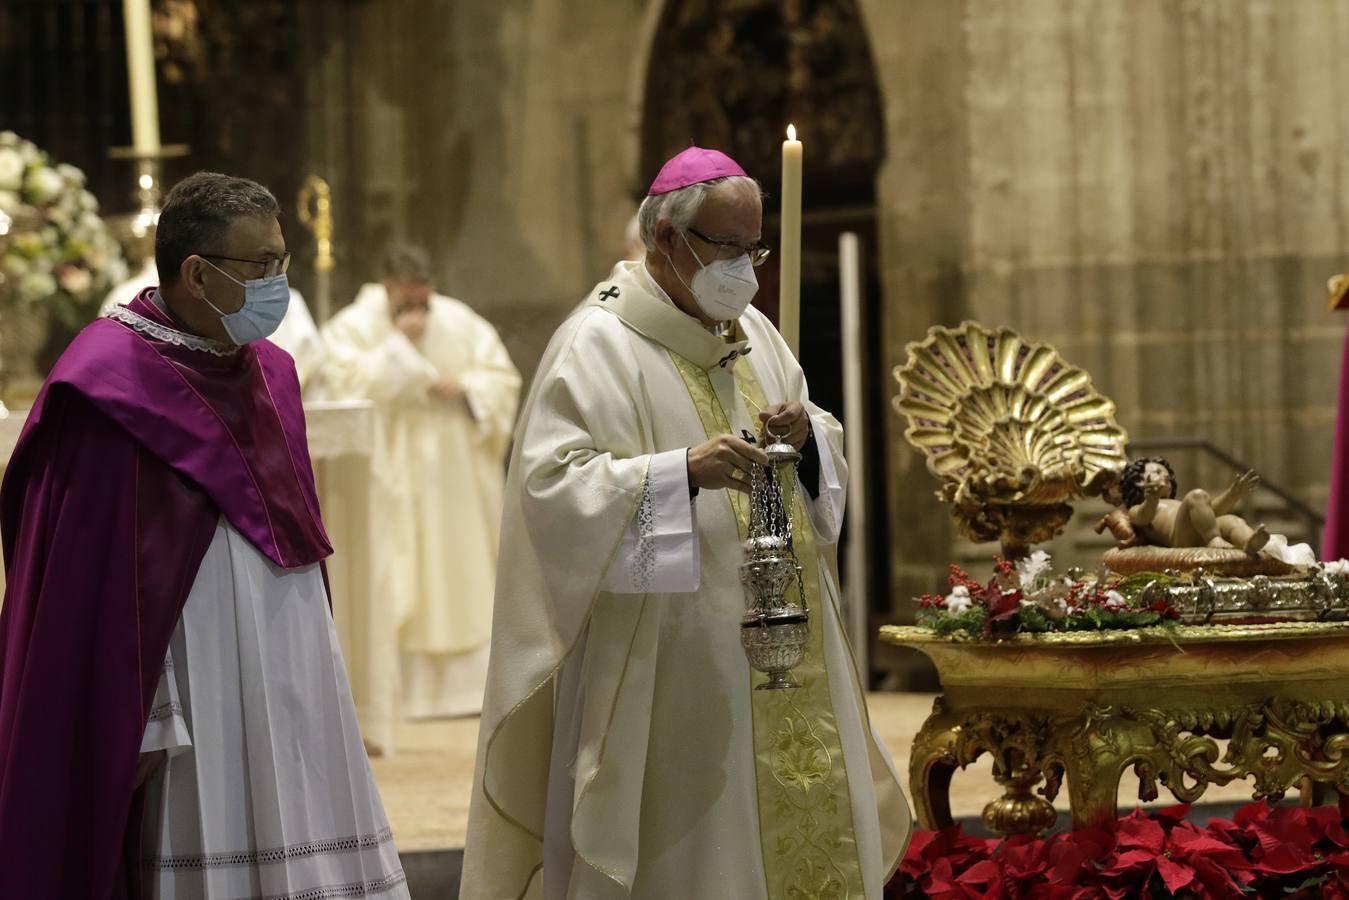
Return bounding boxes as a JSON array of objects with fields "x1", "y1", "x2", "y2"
[
  {"x1": 123, "y1": 0, "x2": 161, "y2": 157},
  {"x1": 779, "y1": 124, "x2": 802, "y2": 356}
]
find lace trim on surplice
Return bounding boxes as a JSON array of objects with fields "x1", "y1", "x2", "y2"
[{"x1": 107, "y1": 305, "x2": 239, "y2": 357}]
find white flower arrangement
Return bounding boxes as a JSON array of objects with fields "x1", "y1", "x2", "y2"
[
  {"x1": 1016, "y1": 549, "x2": 1054, "y2": 591},
  {"x1": 916, "y1": 551, "x2": 1182, "y2": 636},
  {"x1": 0, "y1": 132, "x2": 126, "y2": 328},
  {"x1": 0, "y1": 150, "x2": 23, "y2": 193},
  {"x1": 944, "y1": 584, "x2": 973, "y2": 615}
]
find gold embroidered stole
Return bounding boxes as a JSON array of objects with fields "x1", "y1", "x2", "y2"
[{"x1": 667, "y1": 351, "x2": 864, "y2": 900}]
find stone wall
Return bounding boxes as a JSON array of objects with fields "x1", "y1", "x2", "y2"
[
  {"x1": 308, "y1": 0, "x2": 1349, "y2": 642},
  {"x1": 866, "y1": 0, "x2": 1349, "y2": 622},
  {"x1": 301, "y1": 0, "x2": 651, "y2": 388},
  {"x1": 9, "y1": 0, "x2": 1348, "y2": 680}
]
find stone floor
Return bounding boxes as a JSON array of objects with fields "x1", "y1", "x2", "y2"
[
  {"x1": 380, "y1": 691, "x2": 1281, "y2": 897},
  {"x1": 373, "y1": 691, "x2": 1266, "y2": 854}
]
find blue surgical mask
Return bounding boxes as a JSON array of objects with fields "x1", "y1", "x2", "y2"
[{"x1": 201, "y1": 258, "x2": 290, "y2": 344}]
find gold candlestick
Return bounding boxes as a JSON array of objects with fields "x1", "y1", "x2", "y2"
[{"x1": 297, "y1": 175, "x2": 335, "y2": 324}]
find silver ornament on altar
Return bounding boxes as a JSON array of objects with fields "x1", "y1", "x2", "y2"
[{"x1": 739, "y1": 430, "x2": 809, "y2": 690}]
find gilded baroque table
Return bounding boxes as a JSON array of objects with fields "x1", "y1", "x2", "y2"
[{"x1": 881, "y1": 622, "x2": 1349, "y2": 836}]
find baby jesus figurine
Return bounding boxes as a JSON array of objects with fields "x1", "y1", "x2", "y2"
[{"x1": 1097, "y1": 456, "x2": 1269, "y2": 555}]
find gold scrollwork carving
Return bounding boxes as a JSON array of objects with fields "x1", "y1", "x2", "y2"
[
  {"x1": 909, "y1": 697, "x2": 1349, "y2": 838},
  {"x1": 891, "y1": 623, "x2": 1349, "y2": 836},
  {"x1": 1120, "y1": 698, "x2": 1349, "y2": 805},
  {"x1": 909, "y1": 702, "x2": 1063, "y2": 836}
]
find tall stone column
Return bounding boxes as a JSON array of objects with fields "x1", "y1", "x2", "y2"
[{"x1": 863, "y1": 0, "x2": 969, "y2": 646}]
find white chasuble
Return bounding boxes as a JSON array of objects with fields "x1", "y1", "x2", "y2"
[
  {"x1": 461, "y1": 260, "x2": 911, "y2": 900},
  {"x1": 321, "y1": 285, "x2": 521, "y2": 722},
  {"x1": 139, "y1": 520, "x2": 408, "y2": 899}
]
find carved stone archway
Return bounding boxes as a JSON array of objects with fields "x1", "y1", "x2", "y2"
[
  {"x1": 639, "y1": 1, "x2": 884, "y2": 197},
  {"x1": 639, "y1": 0, "x2": 890, "y2": 675}
]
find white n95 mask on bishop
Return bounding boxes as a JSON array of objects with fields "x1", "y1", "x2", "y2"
[{"x1": 668, "y1": 233, "x2": 759, "y2": 321}]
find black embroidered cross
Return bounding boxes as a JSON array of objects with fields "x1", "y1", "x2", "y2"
[
  {"x1": 599, "y1": 286, "x2": 620, "y2": 301},
  {"x1": 717, "y1": 345, "x2": 751, "y2": 367}
]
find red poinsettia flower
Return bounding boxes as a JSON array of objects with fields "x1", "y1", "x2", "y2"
[
  {"x1": 993, "y1": 834, "x2": 1050, "y2": 886},
  {"x1": 1098, "y1": 807, "x2": 1251, "y2": 898},
  {"x1": 980, "y1": 578, "x2": 1023, "y2": 636},
  {"x1": 1144, "y1": 596, "x2": 1181, "y2": 620},
  {"x1": 898, "y1": 825, "x2": 997, "y2": 896},
  {"x1": 1322, "y1": 812, "x2": 1349, "y2": 850},
  {"x1": 1320, "y1": 814, "x2": 1349, "y2": 893},
  {"x1": 1035, "y1": 828, "x2": 1118, "y2": 895},
  {"x1": 887, "y1": 801, "x2": 1349, "y2": 899},
  {"x1": 1223, "y1": 803, "x2": 1332, "y2": 880},
  {"x1": 899, "y1": 856, "x2": 1003, "y2": 899}
]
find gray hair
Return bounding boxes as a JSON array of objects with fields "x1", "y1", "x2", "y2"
[
  {"x1": 155, "y1": 172, "x2": 280, "y2": 285},
  {"x1": 637, "y1": 175, "x2": 761, "y2": 253}
]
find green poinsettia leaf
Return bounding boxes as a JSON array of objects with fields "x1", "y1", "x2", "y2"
[{"x1": 916, "y1": 607, "x2": 987, "y2": 636}]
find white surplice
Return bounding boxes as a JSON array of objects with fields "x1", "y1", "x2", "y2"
[
  {"x1": 139, "y1": 520, "x2": 408, "y2": 900},
  {"x1": 462, "y1": 260, "x2": 911, "y2": 900},
  {"x1": 321, "y1": 285, "x2": 520, "y2": 724}
]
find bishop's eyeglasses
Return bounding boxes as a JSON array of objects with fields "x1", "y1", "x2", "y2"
[{"x1": 687, "y1": 228, "x2": 772, "y2": 267}]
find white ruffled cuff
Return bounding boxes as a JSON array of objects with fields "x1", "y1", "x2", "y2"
[
  {"x1": 140, "y1": 647, "x2": 192, "y2": 757},
  {"x1": 601, "y1": 449, "x2": 701, "y2": 594}
]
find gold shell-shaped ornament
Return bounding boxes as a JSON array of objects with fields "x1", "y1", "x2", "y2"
[{"x1": 893, "y1": 322, "x2": 1128, "y2": 551}]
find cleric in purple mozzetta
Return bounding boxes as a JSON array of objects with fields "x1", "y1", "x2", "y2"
[{"x1": 0, "y1": 173, "x2": 410, "y2": 899}]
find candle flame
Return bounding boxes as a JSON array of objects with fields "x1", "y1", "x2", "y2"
[{"x1": 787, "y1": 124, "x2": 797, "y2": 141}]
